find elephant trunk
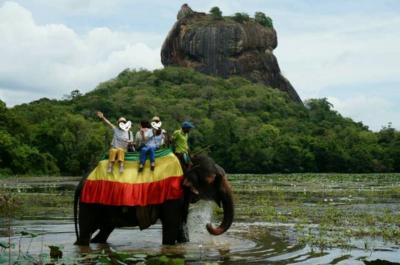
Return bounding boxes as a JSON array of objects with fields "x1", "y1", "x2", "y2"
[{"x1": 206, "y1": 179, "x2": 234, "y2": 235}]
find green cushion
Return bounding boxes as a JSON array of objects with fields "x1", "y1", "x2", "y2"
[{"x1": 102, "y1": 148, "x2": 173, "y2": 161}]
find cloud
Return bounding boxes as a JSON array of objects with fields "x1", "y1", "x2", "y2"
[
  {"x1": 14, "y1": 0, "x2": 126, "y2": 17},
  {"x1": 0, "y1": 1, "x2": 162, "y2": 106},
  {"x1": 270, "y1": 8, "x2": 400, "y2": 130},
  {"x1": 274, "y1": 12, "x2": 400, "y2": 99}
]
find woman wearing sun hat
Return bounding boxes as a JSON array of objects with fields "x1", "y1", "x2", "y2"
[
  {"x1": 138, "y1": 116, "x2": 165, "y2": 172},
  {"x1": 96, "y1": 111, "x2": 133, "y2": 173}
]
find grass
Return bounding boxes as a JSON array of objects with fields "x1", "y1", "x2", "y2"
[{"x1": 229, "y1": 173, "x2": 400, "y2": 250}]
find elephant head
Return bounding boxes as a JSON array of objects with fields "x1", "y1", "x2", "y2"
[{"x1": 182, "y1": 155, "x2": 234, "y2": 235}]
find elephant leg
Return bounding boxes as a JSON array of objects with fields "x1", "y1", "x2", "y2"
[
  {"x1": 74, "y1": 221, "x2": 93, "y2": 246},
  {"x1": 74, "y1": 203, "x2": 98, "y2": 246},
  {"x1": 160, "y1": 200, "x2": 183, "y2": 245},
  {"x1": 177, "y1": 222, "x2": 189, "y2": 243},
  {"x1": 91, "y1": 226, "x2": 114, "y2": 243}
]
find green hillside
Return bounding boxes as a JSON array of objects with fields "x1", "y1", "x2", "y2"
[{"x1": 1, "y1": 67, "x2": 399, "y2": 175}]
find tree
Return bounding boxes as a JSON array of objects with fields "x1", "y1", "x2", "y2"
[
  {"x1": 63, "y1": 89, "x2": 82, "y2": 100},
  {"x1": 0, "y1": 130, "x2": 59, "y2": 175},
  {"x1": 255, "y1": 12, "x2": 273, "y2": 28},
  {"x1": 233, "y1": 12, "x2": 250, "y2": 23},
  {"x1": 209, "y1": 6, "x2": 222, "y2": 19},
  {"x1": 1, "y1": 67, "x2": 399, "y2": 175}
]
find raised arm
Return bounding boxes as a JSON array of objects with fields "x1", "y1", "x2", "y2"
[{"x1": 96, "y1": 111, "x2": 115, "y2": 129}]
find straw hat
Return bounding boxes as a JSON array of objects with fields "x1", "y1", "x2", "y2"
[{"x1": 118, "y1": 117, "x2": 127, "y2": 123}]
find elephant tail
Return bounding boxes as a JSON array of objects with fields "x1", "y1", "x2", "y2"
[{"x1": 74, "y1": 178, "x2": 84, "y2": 242}]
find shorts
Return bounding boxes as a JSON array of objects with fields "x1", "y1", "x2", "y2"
[{"x1": 109, "y1": 148, "x2": 125, "y2": 162}]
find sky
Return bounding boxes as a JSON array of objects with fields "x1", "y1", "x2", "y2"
[{"x1": 0, "y1": 0, "x2": 399, "y2": 131}]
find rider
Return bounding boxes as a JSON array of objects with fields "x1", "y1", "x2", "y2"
[
  {"x1": 138, "y1": 118, "x2": 164, "y2": 172},
  {"x1": 96, "y1": 111, "x2": 133, "y2": 173},
  {"x1": 171, "y1": 121, "x2": 194, "y2": 170}
]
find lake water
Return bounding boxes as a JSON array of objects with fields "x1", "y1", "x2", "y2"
[{"x1": 0, "y1": 175, "x2": 399, "y2": 264}]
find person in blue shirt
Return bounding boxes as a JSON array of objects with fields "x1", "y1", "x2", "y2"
[{"x1": 138, "y1": 118, "x2": 164, "y2": 172}]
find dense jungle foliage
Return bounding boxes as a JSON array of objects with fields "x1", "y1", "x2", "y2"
[{"x1": 0, "y1": 67, "x2": 399, "y2": 176}]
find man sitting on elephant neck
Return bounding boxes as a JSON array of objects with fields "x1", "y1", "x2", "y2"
[
  {"x1": 172, "y1": 121, "x2": 194, "y2": 171},
  {"x1": 96, "y1": 111, "x2": 133, "y2": 173}
]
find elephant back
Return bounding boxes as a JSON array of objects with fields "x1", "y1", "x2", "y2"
[{"x1": 80, "y1": 148, "x2": 184, "y2": 206}]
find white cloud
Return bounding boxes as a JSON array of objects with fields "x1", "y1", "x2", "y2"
[
  {"x1": 26, "y1": 0, "x2": 125, "y2": 16},
  {"x1": 274, "y1": 13, "x2": 400, "y2": 99},
  {"x1": 0, "y1": 1, "x2": 162, "y2": 106},
  {"x1": 328, "y1": 95, "x2": 397, "y2": 131},
  {"x1": 272, "y1": 10, "x2": 400, "y2": 130}
]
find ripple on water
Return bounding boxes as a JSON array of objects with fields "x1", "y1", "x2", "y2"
[
  {"x1": 1, "y1": 201, "x2": 400, "y2": 264},
  {"x1": 2, "y1": 221, "x2": 400, "y2": 264}
]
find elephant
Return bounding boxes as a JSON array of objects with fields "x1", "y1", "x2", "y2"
[{"x1": 74, "y1": 154, "x2": 234, "y2": 245}]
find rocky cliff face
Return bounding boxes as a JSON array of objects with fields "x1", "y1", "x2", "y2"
[{"x1": 161, "y1": 6, "x2": 301, "y2": 103}]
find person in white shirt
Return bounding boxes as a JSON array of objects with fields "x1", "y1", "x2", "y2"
[{"x1": 138, "y1": 117, "x2": 164, "y2": 172}]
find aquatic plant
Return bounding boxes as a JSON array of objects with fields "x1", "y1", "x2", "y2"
[{"x1": 0, "y1": 193, "x2": 21, "y2": 265}]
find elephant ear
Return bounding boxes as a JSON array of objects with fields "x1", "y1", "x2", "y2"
[{"x1": 185, "y1": 166, "x2": 200, "y2": 185}]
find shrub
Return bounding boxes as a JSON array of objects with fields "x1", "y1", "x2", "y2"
[
  {"x1": 209, "y1": 6, "x2": 222, "y2": 19},
  {"x1": 233, "y1": 12, "x2": 250, "y2": 23},
  {"x1": 2, "y1": 67, "x2": 400, "y2": 174},
  {"x1": 255, "y1": 11, "x2": 273, "y2": 28}
]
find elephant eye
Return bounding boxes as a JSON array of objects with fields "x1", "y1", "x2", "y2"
[{"x1": 205, "y1": 174, "x2": 216, "y2": 184}]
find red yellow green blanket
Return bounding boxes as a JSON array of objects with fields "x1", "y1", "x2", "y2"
[{"x1": 80, "y1": 149, "x2": 184, "y2": 206}]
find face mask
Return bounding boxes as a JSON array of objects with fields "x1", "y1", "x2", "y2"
[
  {"x1": 119, "y1": 121, "x2": 132, "y2": 131},
  {"x1": 151, "y1": 121, "x2": 162, "y2": 130}
]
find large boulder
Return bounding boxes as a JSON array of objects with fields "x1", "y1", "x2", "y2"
[{"x1": 161, "y1": 6, "x2": 302, "y2": 103}]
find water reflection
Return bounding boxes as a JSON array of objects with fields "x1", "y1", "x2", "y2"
[{"x1": 1, "y1": 220, "x2": 400, "y2": 264}]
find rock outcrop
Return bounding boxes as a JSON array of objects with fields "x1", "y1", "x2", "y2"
[{"x1": 161, "y1": 5, "x2": 302, "y2": 103}]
